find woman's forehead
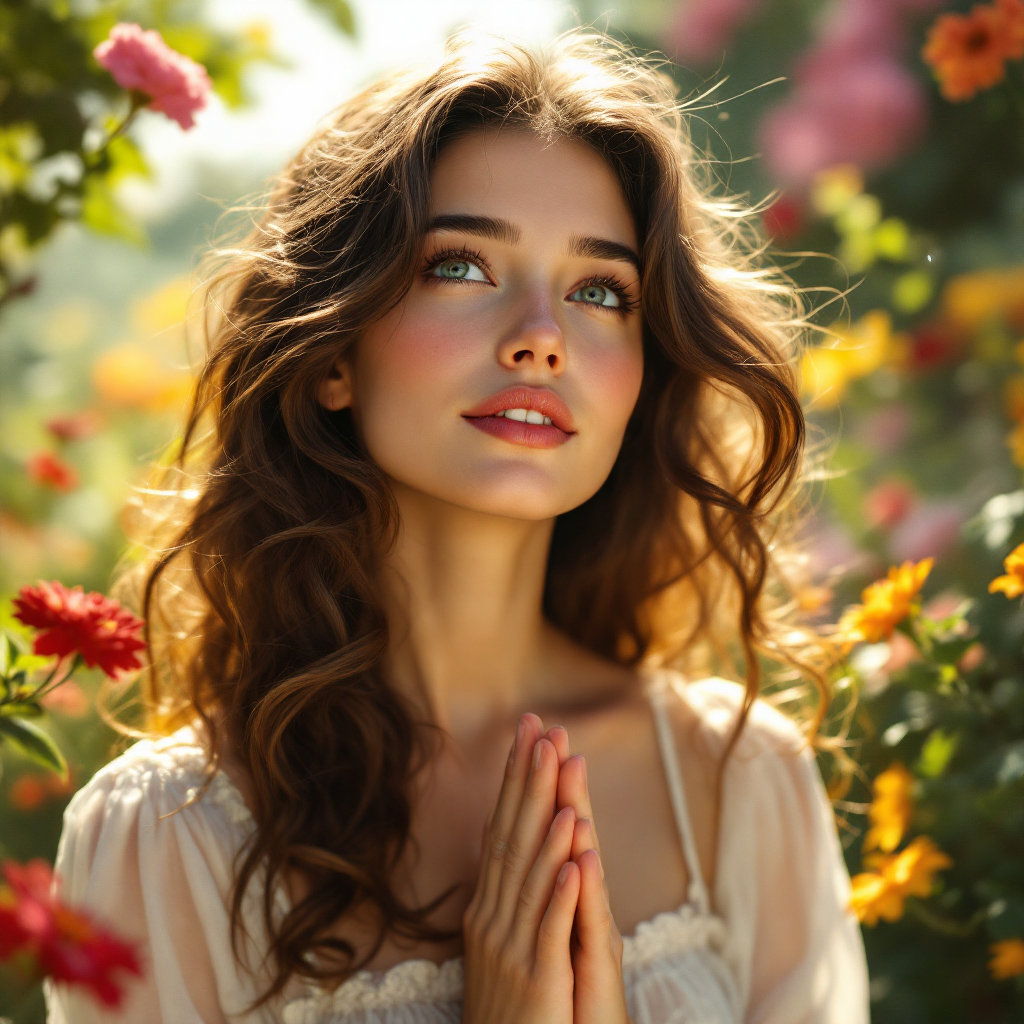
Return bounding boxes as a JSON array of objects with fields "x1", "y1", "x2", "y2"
[{"x1": 428, "y1": 129, "x2": 638, "y2": 251}]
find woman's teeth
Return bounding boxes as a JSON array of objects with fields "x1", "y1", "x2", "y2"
[{"x1": 493, "y1": 408, "x2": 553, "y2": 426}]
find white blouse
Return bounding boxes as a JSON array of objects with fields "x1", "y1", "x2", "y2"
[{"x1": 45, "y1": 676, "x2": 868, "y2": 1024}]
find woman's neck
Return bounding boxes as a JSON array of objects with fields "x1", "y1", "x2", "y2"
[{"x1": 380, "y1": 480, "x2": 559, "y2": 737}]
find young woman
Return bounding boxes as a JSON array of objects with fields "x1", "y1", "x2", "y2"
[{"x1": 47, "y1": 30, "x2": 869, "y2": 1024}]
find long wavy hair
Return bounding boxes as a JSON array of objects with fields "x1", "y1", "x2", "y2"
[{"x1": 124, "y1": 29, "x2": 821, "y2": 1004}]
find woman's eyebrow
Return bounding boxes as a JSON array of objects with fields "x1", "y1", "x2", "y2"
[
  {"x1": 426, "y1": 214, "x2": 522, "y2": 245},
  {"x1": 568, "y1": 235, "x2": 640, "y2": 273}
]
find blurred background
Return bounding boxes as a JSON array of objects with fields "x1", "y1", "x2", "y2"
[{"x1": 1, "y1": 0, "x2": 1023, "y2": 1020}]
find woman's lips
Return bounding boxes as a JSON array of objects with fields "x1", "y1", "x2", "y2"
[{"x1": 462, "y1": 386, "x2": 574, "y2": 449}]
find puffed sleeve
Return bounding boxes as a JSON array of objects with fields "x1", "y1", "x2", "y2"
[
  {"x1": 683, "y1": 680, "x2": 869, "y2": 1024},
  {"x1": 44, "y1": 729, "x2": 279, "y2": 1024}
]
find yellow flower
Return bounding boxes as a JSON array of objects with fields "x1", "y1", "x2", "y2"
[
  {"x1": 810, "y1": 164, "x2": 864, "y2": 217},
  {"x1": 863, "y1": 764, "x2": 914, "y2": 854},
  {"x1": 850, "y1": 836, "x2": 953, "y2": 926},
  {"x1": 1008, "y1": 424, "x2": 1024, "y2": 470},
  {"x1": 989, "y1": 542, "x2": 1024, "y2": 599},
  {"x1": 801, "y1": 311, "x2": 902, "y2": 408},
  {"x1": 942, "y1": 265, "x2": 1024, "y2": 330},
  {"x1": 838, "y1": 557, "x2": 934, "y2": 644},
  {"x1": 989, "y1": 938, "x2": 1024, "y2": 980}
]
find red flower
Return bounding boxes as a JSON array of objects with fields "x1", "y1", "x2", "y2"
[
  {"x1": 26, "y1": 452, "x2": 79, "y2": 492},
  {"x1": 12, "y1": 581, "x2": 146, "y2": 679},
  {"x1": 46, "y1": 411, "x2": 101, "y2": 442},
  {"x1": 762, "y1": 195, "x2": 805, "y2": 241},
  {"x1": 0, "y1": 861, "x2": 141, "y2": 1008}
]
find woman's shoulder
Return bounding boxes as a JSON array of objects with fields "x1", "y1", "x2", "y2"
[
  {"x1": 62, "y1": 724, "x2": 254, "y2": 848},
  {"x1": 657, "y1": 673, "x2": 809, "y2": 764}
]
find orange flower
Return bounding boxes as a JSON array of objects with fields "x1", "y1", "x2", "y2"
[
  {"x1": 863, "y1": 764, "x2": 914, "y2": 854},
  {"x1": 838, "y1": 558, "x2": 934, "y2": 644},
  {"x1": 923, "y1": 0, "x2": 1024, "y2": 101},
  {"x1": 850, "y1": 836, "x2": 953, "y2": 926},
  {"x1": 989, "y1": 938, "x2": 1024, "y2": 979},
  {"x1": 989, "y1": 542, "x2": 1024, "y2": 598},
  {"x1": 26, "y1": 452, "x2": 78, "y2": 492}
]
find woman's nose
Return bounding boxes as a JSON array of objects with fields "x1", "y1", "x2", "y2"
[{"x1": 496, "y1": 307, "x2": 567, "y2": 376}]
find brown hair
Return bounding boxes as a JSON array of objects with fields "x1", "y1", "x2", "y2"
[{"x1": 128, "y1": 28, "x2": 819, "y2": 1004}]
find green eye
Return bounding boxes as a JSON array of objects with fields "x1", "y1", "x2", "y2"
[
  {"x1": 433, "y1": 259, "x2": 487, "y2": 281},
  {"x1": 571, "y1": 284, "x2": 620, "y2": 308}
]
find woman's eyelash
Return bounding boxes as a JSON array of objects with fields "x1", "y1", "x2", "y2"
[
  {"x1": 421, "y1": 246, "x2": 492, "y2": 280},
  {"x1": 574, "y1": 274, "x2": 638, "y2": 315}
]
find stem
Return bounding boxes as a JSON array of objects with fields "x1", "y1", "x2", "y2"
[
  {"x1": 905, "y1": 899, "x2": 985, "y2": 938},
  {"x1": 31, "y1": 654, "x2": 83, "y2": 701},
  {"x1": 83, "y1": 93, "x2": 146, "y2": 169}
]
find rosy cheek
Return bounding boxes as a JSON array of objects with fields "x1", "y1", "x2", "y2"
[{"x1": 583, "y1": 337, "x2": 644, "y2": 425}]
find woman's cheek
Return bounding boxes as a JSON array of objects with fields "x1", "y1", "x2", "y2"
[{"x1": 582, "y1": 334, "x2": 644, "y2": 436}]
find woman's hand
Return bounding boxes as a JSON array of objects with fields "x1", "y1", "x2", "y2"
[
  {"x1": 558, "y1": 754, "x2": 631, "y2": 1024},
  {"x1": 462, "y1": 715, "x2": 580, "y2": 1024}
]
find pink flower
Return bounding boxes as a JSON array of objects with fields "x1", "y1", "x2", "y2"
[
  {"x1": 94, "y1": 23, "x2": 211, "y2": 130},
  {"x1": 760, "y1": 55, "x2": 927, "y2": 185},
  {"x1": 890, "y1": 501, "x2": 964, "y2": 563},
  {"x1": 666, "y1": 0, "x2": 764, "y2": 65},
  {"x1": 758, "y1": 0, "x2": 937, "y2": 187}
]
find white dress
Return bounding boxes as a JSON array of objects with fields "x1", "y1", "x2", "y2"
[{"x1": 45, "y1": 676, "x2": 869, "y2": 1024}]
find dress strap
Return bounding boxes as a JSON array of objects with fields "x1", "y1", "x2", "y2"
[{"x1": 647, "y1": 674, "x2": 711, "y2": 916}]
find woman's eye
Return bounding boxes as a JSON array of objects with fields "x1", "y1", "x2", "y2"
[
  {"x1": 432, "y1": 259, "x2": 488, "y2": 281},
  {"x1": 571, "y1": 284, "x2": 620, "y2": 308}
]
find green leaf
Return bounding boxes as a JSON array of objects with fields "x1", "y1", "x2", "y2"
[
  {"x1": 81, "y1": 174, "x2": 146, "y2": 245},
  {"x1": 306, "y1": 0, "x2": 356, "y2": 35},
  {"x1": 0, "y1": 700, "x2": 43, "y2": 718},
  {"x1": 0, "y1": 717, "x2": 68, "y2": 778},
  {"x1": 918, "y1": 729, "x2": 958, "y2": 778}
]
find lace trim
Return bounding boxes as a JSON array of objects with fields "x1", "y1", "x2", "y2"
[{"x1": 281, "y1": 903, "x2": 727, "y2": 1019}]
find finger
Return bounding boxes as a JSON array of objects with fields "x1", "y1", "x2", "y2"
[
  {"x1": 545, "y1": 725, "x2": 570, "y2": 764},
  {"x1": 536, "y1": 860, "x2": 580, "y2": 972},
  {"x1": 557, "y1": 755, "x2": 602, "y2": 855},
  {"x1": 476, "y1": 714, "x2": 544, "y2": 912},
  {"x1": 495, "y1": 737, "x2": 560, "y2": 926},
  {"x1": 510, "y1": 805, "x2": 576, "y2": 951},
  {"x1": 570, "y1": 816, "x2": 596, "y2": 863},
  {"x1": 574, "y1": 849, "x2": 615, "y2": 949}
]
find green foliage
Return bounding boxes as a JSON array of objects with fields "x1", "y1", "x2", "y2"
[{"x1": 0, "y1": 0, "x2": 279, "y2": 299}]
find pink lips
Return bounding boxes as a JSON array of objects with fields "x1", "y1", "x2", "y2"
[{"x1": 462, "y1": 386, "x2": 575, "y2": 449}]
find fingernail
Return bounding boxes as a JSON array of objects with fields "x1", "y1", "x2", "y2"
[
  {"x1": 508, "y1": 720, "x2": 524, "y2": 766},
  {"x1": 532, "y1": 740, "x2": 544, "y2": 770},
  {"x1": 557, "y1": 862, "x2": 571, "y2": 886}
]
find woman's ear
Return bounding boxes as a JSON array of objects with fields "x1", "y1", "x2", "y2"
[{"x1": 318, "y1": 358, "x2": 354, "y2": 411}]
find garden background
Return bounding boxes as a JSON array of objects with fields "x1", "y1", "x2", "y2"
[{"x1": 1, "y1": 0, "x2": 1023, "y2": 1020}]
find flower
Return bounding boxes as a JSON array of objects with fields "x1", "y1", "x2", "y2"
[
  {"x1": 94, "y1": 23, "x2": 211, "y2": 130},
  {"x1": 838, "y1": 557, "x2": 933, "y2": 644},
  {"x1": 46, "y1": 411, "x2": 100, "y2": 442},
  {"x1": 0, "y1": 860, "x2": 141, "y2": 1006},
  {"x1": 989, "y1": 542, "x2": 1024, "y2": 598},
  {"x1": 665, "y1": 0, "x2": 763, "y2": 65},
  {"x1": 850, "y1": 836, "x2": 953, "y2": 925},
  {"x1": 923, "y1": 0, "x2": 1024, "y2": 101},
  {"x1": 8, "y1": 771, "x2": 75, "y2": 813},
  {"x1": 761, "y1": 195, "x2": 804, "y2": 241},
  {"x1": 863, "y1": 763, "x2": 914, "y2": 853},
  {"x1": 801, "y1": 310, "x2": 902, "y2": 408},
  {"x1": 942, "y1": 265, "x2": 1024, "y2": 329},
  {"x1": 989, "y1": 938, "x2": 1024, "y2": 979},
  {"x1": 12, "y1": 581, "x2": 145, "y2": 679},
  {"x1": 864, "y1": 480, "x2": 916, "y2": 530},
  {"x1": 26, "y1": 452, "x2": 78, "y2": 492}
]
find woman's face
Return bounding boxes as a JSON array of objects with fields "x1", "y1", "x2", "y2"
[{"x1": 327, "y1": 129, "x2": 644, "y2": 520}]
